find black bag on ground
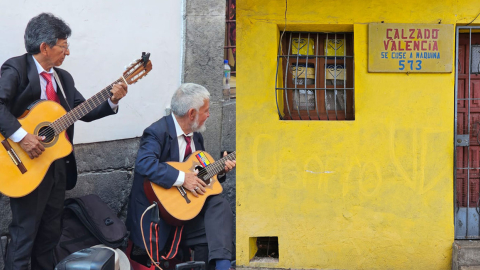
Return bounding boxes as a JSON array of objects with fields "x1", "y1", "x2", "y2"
[
  {"x1": 55, "y1": 194, "x2": 129, "y2": 263},
  {"x1": 1, "y1": 233, "x2": 11, "y2": 268}
]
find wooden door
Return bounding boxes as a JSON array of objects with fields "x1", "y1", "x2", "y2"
[{"x1": 456, "y1": 32, "x2": 480, "y2": 239}]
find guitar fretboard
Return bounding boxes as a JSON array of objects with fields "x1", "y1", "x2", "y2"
[
  {"x1": 198, "y1": 151, "x2": 236, "y2": 181},
  {"x1": 49, "y1": 78, "x2": 124, "y2": 135}
]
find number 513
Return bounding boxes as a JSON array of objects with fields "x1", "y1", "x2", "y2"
[{"x1": 399, "y1": 60, "x2": 422, "y2": 71}]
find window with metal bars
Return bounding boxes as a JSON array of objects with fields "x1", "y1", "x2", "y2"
[
  {"x1": 276, "y1": 32, "x2": 355, "y2": 120},
  {"x1": 224, "y1": 0, "x2": 236, "y2": 99}
]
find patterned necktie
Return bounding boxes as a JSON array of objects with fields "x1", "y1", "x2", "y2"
[
  {"x1": 40, "y1": 72, "x2": 60, "y2": 103},
  {"x1": 183, "y1": 135, "x2": 192, "y2": 160}
]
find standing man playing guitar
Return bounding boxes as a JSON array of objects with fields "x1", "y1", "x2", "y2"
[
  {"x1": 0, "y1": 13, "x2": 128, "y2": 270},
  {"x1": 126, "y1": 83, "x2": 236, "y2": 270}
]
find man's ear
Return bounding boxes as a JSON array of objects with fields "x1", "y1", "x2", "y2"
[
  {"x1": 39, "y1": 42, "x2": 49, "y2": 55},
  {"x1": 187, "y1": 108, "x2": 197, "y2": 121}
]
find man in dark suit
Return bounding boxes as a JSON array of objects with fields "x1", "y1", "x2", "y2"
[
  {"x1": 126, "y1": 83, "x2": 236, "y2": 270},
  {"x1": 0, "y1": 13, "x2": 128, "y2": 270}
]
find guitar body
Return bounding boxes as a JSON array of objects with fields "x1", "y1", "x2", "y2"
[
  {"x1": 144, "y1": 151, "x2": 223, "y2": 226},
  {"x1": 0, "y1": 100, "x2": 72, "y2": 198}
]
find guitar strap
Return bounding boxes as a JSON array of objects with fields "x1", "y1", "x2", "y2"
[
  {"x1": 53, "y1": 70, "x2": 72, "y2": 111},
  {"x1": 149, "y1": 203, "x2": 184, "y2": 262}
]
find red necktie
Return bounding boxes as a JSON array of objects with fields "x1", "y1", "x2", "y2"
[
  {"x1": 40, "y1": 72, "x2": 70, "y2": 141},
  {"x1": 183, "y1": 135, "x2": 192, "y2": 159},
  {"x1": 40, "y1": 72, "x2": 60, "y2": 103}
]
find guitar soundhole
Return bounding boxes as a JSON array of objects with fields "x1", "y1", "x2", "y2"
[
  {"x1": 37, "y1": 126, "x2": 56, "y2": 143},
  {"x1": 196, "y1": 166, "x2": 210, "y2": 185}
]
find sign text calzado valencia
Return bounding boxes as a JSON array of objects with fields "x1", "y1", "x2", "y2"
[{"x1": 368, "y1": 23, "x2": 453, "y2": 73}]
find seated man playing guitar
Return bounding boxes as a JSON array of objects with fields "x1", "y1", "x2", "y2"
[
  {"x1": 126, "y1": 83, "x2": 236, "y2": 270},
  {"x1": 0, "y1": 13, "x2": 128, "y2": 270}
]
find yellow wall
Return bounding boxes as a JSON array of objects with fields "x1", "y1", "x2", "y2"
[{"x1": 236, "y1": 1, "x2": 480, "y2": 269}]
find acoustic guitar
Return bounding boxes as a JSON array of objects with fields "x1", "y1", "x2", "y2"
[
  {"x1": 0, "y1": 53, "x2": 153, "y2": 198},
  {"x1": 144, "y1": 150, "x2": 236, "y2": 226}
]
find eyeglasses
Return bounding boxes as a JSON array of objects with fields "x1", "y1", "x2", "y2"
[{"x1": 55, "y1": 43, "x2": 70, "y2": 52}]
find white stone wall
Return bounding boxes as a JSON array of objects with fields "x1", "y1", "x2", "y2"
[{"x1": 0, "y1": 0, "x2": 183, "y2": 143}]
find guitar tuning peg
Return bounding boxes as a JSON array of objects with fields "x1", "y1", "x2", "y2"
[{"x1": 124, "y1": 66, "x2": 128, "y2": 70}]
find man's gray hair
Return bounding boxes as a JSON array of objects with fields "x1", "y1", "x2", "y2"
[
  {"x1": 171, "y1": 83, "x2": 210, "y2": 117},
  {"x1": 24, "y1": 13, "x2": 71, "y2": 54}
]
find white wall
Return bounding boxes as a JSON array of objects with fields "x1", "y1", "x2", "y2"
[{"x1": 0, "y1": 0, "x2": 183, "y2": 143}]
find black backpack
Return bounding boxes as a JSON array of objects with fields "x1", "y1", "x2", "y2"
[{"x1": 54, "y1": 194, "x2": 129, "y2": 263}]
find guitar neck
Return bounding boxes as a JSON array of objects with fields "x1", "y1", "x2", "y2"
[
  {"x1": 198, "y1": 151, "x2": 236, "y2": 180},
  {"x1": 49, "y1": 77, "x2": 124, "y2": 135}
]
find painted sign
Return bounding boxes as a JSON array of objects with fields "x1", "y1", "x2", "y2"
[{"x1": 368, "y1": 23, "x2": 453, "y2": 73}]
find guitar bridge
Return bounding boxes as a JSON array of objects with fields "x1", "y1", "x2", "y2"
[
  {"x1": 1, "y1": 140, "x2": 27, "y2": 174},
  {"x1": 177, "y1": 186, "x2": 191, "y2": 204}
]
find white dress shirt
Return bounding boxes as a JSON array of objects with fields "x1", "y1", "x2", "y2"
[
  {"x1": 9, "y1": 55, "x2": 118, "y2": 142},
  {"x1": 171, "y1": 113, "x2": 196, "y2": 186}
]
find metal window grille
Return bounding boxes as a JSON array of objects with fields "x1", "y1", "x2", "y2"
[
  {"x1": 224, "y1": 0, "x2": 237, "y2": 74},
  {"x1": 224, "y1": 0, "x2": 236, "y2": 99},
  {"x1": 224, "y1": 0, "x2": 236, "y2": 74},
  {"x1": 276, "y1": 32, "x2": 355, "y2": 120}
]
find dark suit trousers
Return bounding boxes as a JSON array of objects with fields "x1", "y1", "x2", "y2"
[
  {"x1": 183, "y1": 195, "x2": 233, "y2": 264},
  {"x1": 6, "y1": 159, "x2": 66, "y2": 270}
]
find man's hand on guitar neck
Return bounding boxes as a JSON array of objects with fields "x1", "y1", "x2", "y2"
[
  {"x1": 219, "y1": 151, "x2": 236, "y2": 175},
  {"x1": 183, "y1": 171, "x2": 207, "y2": 197},
  {"x1": 19, "y1": 133, "x2": 45, "y2": 159},
  {"x1": 109, "y1": 83, "x2": 128, "y2": 104}
]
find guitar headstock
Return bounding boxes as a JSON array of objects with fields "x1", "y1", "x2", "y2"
[{"x1": 123, "y1": 52, "x2": 153, "y2": 84}]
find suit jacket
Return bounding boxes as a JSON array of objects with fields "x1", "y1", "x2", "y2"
[
  {"x1": 0, "y1": 53, "x2": 116, "y2": 190},
  {"x1": 126, "y1": 114, "x2": 209, "y2": 252}
]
